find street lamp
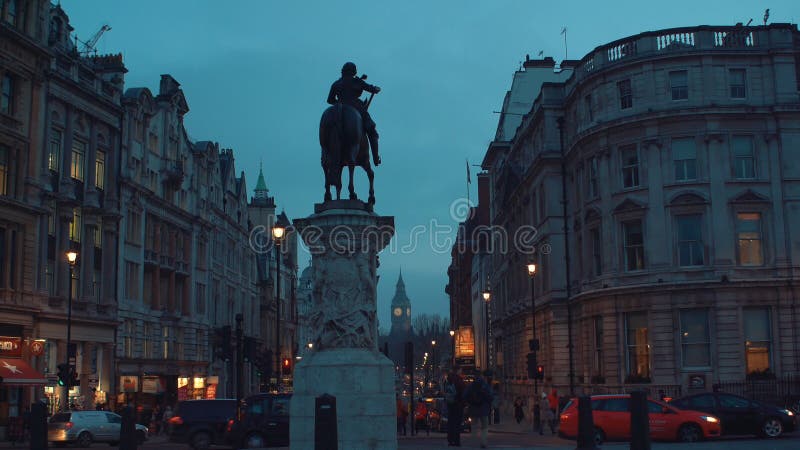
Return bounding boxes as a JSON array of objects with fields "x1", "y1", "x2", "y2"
[
  {"x1": 527, "y1": 262, "x2": 540, "y2": 432},
  {"x1": 449, "y1": 329, "x2": 455, "y2": 367},
  {"x1": 431, "y1": 340, "x2": 437, "y2": 381},
  {"x1": 272, "y1": 219, "x2": 286, "y2": 389},
  {"x1": 64, "y1": 250, "x2": 78, "y2": 410},
  {"x1": 482, "y1": 284, "x2": 491, "y2": 371}
]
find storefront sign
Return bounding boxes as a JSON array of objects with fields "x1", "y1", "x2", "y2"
[
  {"x1": 0, "y1": 337, "x2": 22, "y2": 357},
  {"x1": 205, "y1": 384, "x2": 217, "y2": 399},
  {"x1": 193, "y1": 377, "x2": 205, "y2": 389},
  {"x1": 142, "y1": 377, "x2": 160, "y2": 393},
  {"x1": 455, "y1": 326, "x2": 475, "y2": 358},
  {"x1": 206, "y1": 375, "x2": 219, "y2": 385},
  {"x1": 177, "y1": 384, "x2": 189, "y2": 401},
  {"x1": 120, "y1": 376, "x2": 138, "y2": 393},
  {"x1": 29, "y1": 340, "x2": 45, "y2": 356},
  {"x1": 177, "y1": 377, "x2": 190, "y2": 389}
]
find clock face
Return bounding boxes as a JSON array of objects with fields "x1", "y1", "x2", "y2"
[
  {"x1": 406, "y1": 308, "x2": 411, "y2": 317},
  {"x1": 394, "y1": 307, "x2": 402, "y2": 317}
]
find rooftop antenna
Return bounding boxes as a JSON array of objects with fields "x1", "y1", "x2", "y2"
[
  {"x1": 561, "y1": 27, "x2": 568, "y2": 60},
  {"x1": 763, "y1": 8, "x2": 769, "y2": 25},
  {"x1": 79, "y1": 24, "x2": 111, "y2": 56}
]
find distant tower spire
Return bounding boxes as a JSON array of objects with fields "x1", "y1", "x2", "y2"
[{"x1": 254, "y1": 162, "x2": 269, "y2": 201}]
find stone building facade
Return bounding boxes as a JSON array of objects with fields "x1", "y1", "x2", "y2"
[{"x1": 478, "y1": 24, "x2": 800, "y2": 408}]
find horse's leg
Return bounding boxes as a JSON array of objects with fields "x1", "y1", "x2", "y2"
[
  {"x1": 335, "y1": 166, "x2": 343, "y2": 200},
  {"x1": 364, "y1": 164, "x2": 375, "y2": 205},
  {"x1": 348, "y1": 165, "x2": 358, "y2": 200}
]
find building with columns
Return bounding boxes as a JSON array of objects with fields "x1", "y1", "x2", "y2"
[{"x1": 477, "y1": 24, "x2": 800, "y2": 410}]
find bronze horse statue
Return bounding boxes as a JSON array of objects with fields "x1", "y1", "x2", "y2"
[{"x1": 319, "y1": 102, "x2": 376, "y2": 205}]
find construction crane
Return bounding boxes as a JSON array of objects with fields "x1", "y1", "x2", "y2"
[{"x1": 79, "y1": 24, "x2": 111, "y2": 55}]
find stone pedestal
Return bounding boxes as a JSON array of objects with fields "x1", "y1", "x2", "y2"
[{"x1": 290, "y1": 200, "x2": 395, "y2": 450}]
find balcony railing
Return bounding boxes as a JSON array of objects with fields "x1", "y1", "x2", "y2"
[{"x1": 575, "y1": 24, "x2": 789, "y2": 82}]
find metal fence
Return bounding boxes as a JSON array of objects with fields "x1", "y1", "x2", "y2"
[{"x1": 713, "y1": 374, "x2": 800, "y2": 407}]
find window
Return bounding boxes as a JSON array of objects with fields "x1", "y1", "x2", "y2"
[
  {"x1": 680, "y1": 309, "x2": 710, "y2": 367},
  {"x1": 625, "y1": 312, "x2": 650, "y2": 379},
  {"x1": 176, "y1": 329, "x2": 184, "y2": 360},
  {"x1": 623, "y1": 219, "x2": 645, "y2": 271},
  {"x1": 0, "y1": 145, "x2": 8, "y2": 195},
  {"x1": 142, "y1": 323, "x2": 151, "y2": 359},
  {"x1": 736, "y1": 212, "x2": 763, "y2": 266},
  {"x1": 125, "y1": 261, "x2": 139, "y2": 300},
  {"x1": 5, "y1": 0, "x2": 17, "y2": 26},
  {"x1": 744, "y1": 307, "x2": 771, "y2": 374},
  {"x1": 669, "y1": 70, "x2": 688, "y2": 100},
  {"x1": 95, "y1": 150, "x2": 105, "y2": 189},
  {"x1": 94, "y1": 220, "x2": 102, "y2": 248},
  {"x1": 590, "y1": 227, "x2": 602, "y2": 276},
  {"x1": 618, "y1": 79, "x2": 632, "y2": 109},
  {"x1": 672, "y1": 138, "x2": 696, "y2": 181},
  {"x1": 621, "y1": 145, "x2": 639, "y2": 188},
  {"x1": 45, "y1": 261, "x2": 55, "y2": 296},
  {"x1": 729, "y1": 69, "x2": 746, "y2": 98},
  {"x1": 70, "y1": 208, "x2": 82, "y2": 242},
  {"x1": 586, "y1": 156, "x2": 598, "y2": 198},
  {"x1": 123, "y1": 321, "x2": 133, "y2": 358},
  {"x1": 49, "y1": 129, "x2": 62, "y2": 172},
  {"x1": 584, "y1": 94, "x2": 593, "y2": 121},
  {"x1": 0, "y1": 228, "x2": 4, "y2": 288},
  {"x1": 196, "y1": 282, "x2": 206, "y2": 315},
  {"x1": 148, "y1": 133, "x2": 158, "y2": 153},
  {"x1": 162, "y1": 326, "x2": 171, "y2": 359},
  {"x1": 71, "y1": 140, "x2": 86, "y2": 181},
  {"x1": 126, "y1": 211, "x2": 140, "y2": 244},
  {"x1": 732, "y1": 136, "x2": 755, "y2": 179},
  {"x1": 677, "y1": 215, "x2": 704, "y2": 266},
  {"x1": 593, "y1": 316, "x2": 603, "y2": 375},
  {"x1": 1, "y1": 74, "x2": 13, "y2": 114}
]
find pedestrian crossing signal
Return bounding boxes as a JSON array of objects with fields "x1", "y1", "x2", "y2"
[
  {"x1": 536, "y1": 364, "x2": 545, "y2": 380},
  {"x1": 281, "y1": 357, "x2": 292, "y2": 375}
]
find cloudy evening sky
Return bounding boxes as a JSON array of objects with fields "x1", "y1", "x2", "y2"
[{"x1": 61, "y1": 0, "x2": 795, "y2": 327}]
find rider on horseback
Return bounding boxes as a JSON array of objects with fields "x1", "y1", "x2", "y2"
[{"x1": 327, "y1": 62, "x2": 382, "y2": 166}]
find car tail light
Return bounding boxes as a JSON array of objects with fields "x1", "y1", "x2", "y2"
[
  {"x1": 169, "y1": 416, "x2": 183, "y2": 426},
  {"x1": 65, "y1": 422, "x2": 74, "y2": 429},
  {"x1": 226, "y1": 419, "x2": 234, "y2": 433}
]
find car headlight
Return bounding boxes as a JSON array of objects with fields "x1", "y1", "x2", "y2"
[
  {"x1": 700, "y1": 415, "x2": 719, "y2": 423},
  {"x1": 779, "y1": 409, "x2": 794, "y2": 417}
]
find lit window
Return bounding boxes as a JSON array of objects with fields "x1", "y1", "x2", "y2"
[
  {"x1": 732, "y1": 136, "x2": 755, "y2": 179},
  {"x1": 625, "y1": 312, "x2": 650, "y2": 380},
  {"x1": 70, "y1": 208, "x2": 82, "y2": 242},
  {"x1": 736, "y1": 212, "x2": 763, "y2": 266},
  {"x1": 729, "y1": 69, "x2": 746, "y2": 98},
  {"x1": 677, "y1": 215, "x2": 704, "y2": 266},
  {"x1": 71, "y1": 140, "x2": 86, "y2": 181},
  {"x1": 669, "y1": 70, "x2": 688, "y2": 100},
  {"x1": 95, "y1": 150, "x2": 105, "y2": 189},
  {"x1": 618, "y1": 79, "x2": 632, "y2": 109},
  {"x1": 621, "y1": 145, "x2": 639, "y2": 188},
  {"x1": 744, "y1": 307, "x2": 771, "y2": 375},
  {"x1": 49, "y1": 129, "x2": 62, "y2": 172},
  {"x1": 623, "y1": 219, "x2": 645, "y2": 271},
  {"x1": 672, "y1": 138, "x2": 696, "y2": 181},
  {"x1": 680, "y1": 309, "x2": 710, "y2": 367}
]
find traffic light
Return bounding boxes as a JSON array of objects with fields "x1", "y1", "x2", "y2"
[
  {"x1": 57, "y1": 363, "x2": 77, "y2": 387},
  {"x1": 526, "y1": 352, "x2": 537, "y2": 379},
  {"x1": 281, "y1": 357, "x2": 292, "y2": 375},
  {"x1": 243, "y1": 337, "x2": 256, "y2": 363},
  {"x1": 536, "y1": 364, "x2": 545, "y2": 380}
]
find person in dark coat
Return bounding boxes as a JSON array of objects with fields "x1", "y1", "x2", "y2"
[
  {"x1": 463, "y1": 370, "x2": 493, "y2": 448},
  {"x1": 327, "y1": 61, "x2": 382, "y2": 165},
  {"x1": 444, "y1": 366, "x2": 467, "y2": 446}
]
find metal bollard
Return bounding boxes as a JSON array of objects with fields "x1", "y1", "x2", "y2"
[
  {"x1": 29, "y1": 402, "x2": 48, "y2": 450},
  {"x1": 119, "y1": 406, "x2": 137, "y2": 450},
  {"x1": 575, "y1": 396, "x2": 598, "y2": 450},
  {"x1": 315, "y1": 394, "x2": 338, "y2": 450},
  {"x1": 629, "y1": 390, "x2": 651, "y2": 450}
]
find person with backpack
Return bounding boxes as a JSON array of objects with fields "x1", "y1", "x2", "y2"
[
  {"x1": 464, "y1": 370, "x2": 493, "y2": 449},
  {"x1": 443, "y1": 366, "x2": 466, "y2": 446}
]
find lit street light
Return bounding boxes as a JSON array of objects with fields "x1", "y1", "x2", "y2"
[
  {"x1": 449, "y1": 329, "x2": 455, "y2": 367},
  {"x1": 527, "y1": 262, "x2": 540, "y2": 432},
  {"x1": 64, "y1": 250, "x2": 78, "y2": 410},
  {"x1": 482, "y1": 284, "x2": 491, "y2": 371},
  {"x1": 272, "y1": 219, "x2": 286, "y2": 390}
]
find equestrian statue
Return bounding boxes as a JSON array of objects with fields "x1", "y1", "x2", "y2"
[{"x1": 319, "y1": 61, "x2": 382, "y2": 205}]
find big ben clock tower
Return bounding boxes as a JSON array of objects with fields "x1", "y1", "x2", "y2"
[{"x1": 389, "y1": 271, "x2": 412, "y2": 335}]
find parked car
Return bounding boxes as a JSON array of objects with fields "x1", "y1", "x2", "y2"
[
  {"x1": 226, "y1": 393, "x2": 291, "y2": 448},
  {"x1": 559, "y1": 394, "x2": 721, "y2": 445},
  {"x1": 669, "y1": 392, "x2": 797, "y2": 438},
  {"x1": 423, "y1": 397, "x2": 471, "y2": 433},
  {"x1": 48, "y1": 410, "x2": 148, "y2": 446},
  {"x1": 168, "y1": 399, "x2": 237, "y2": 449}
]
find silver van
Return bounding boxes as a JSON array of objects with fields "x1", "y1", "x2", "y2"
[{"x1": 48, "y1": 410, "x2": 148, "y2": 446}]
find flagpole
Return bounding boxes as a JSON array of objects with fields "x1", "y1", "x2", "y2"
[{"x1": 562, "y1": 27, "x2": 568, "y2": 60}]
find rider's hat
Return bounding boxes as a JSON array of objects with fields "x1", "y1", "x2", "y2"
[{"x1": 341, "y1": 62, "x2": 357, "y2": 76}]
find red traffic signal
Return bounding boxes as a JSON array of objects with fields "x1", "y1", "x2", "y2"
[
  {"x1": 281, "y1": 357, "x2": 292, "y2": 375},
  {"x1": 536, "y1": 364, "x2": 545, "y2": 380}
]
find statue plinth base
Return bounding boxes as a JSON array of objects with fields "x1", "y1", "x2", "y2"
[
  {"x1": 289, "y1": 349, "x2": 396, "y2": 450},
  {"x1": 290, "y1": 203, "x2": 396, "y2": 450}
]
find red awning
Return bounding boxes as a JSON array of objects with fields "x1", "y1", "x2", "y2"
[{"x1": 0, "y1": 358, "x2": 47, "y2": 385}]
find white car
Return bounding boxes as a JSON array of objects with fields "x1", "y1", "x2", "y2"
[{"x1": 48, "y1": 410, "x2": 148, "y2": 446}]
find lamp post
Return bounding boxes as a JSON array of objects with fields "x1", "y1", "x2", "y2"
[
  {"x1": 431, "y1": 340, "x2": 437, "y2": 382},
  {"x1": 527, "y1": 262, "x2": 540, "y2": 432},
  {"x1": 482, "y1": 285, "x2": 491, "y2": 371},
  {"x1": 272, "y1": 221, "x2": 286, "y2": 390},
  {"x1": 64, "y1": 250, "x2": 78, "y2": 411},
  {"x1": 449, "y1": 330, "x2": 455, "y2": 367}
]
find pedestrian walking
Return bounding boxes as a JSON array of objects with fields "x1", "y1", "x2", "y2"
[
  {"x1": 396, "y1": 393, "x2": 408, "y2": 436},
  {"x1": 538, "y1": 392, "x2": 555, "y2": 435},
  {"x1": 547, "y1": 388, "x2": 559, "y2": 435},
  {"x1": 464, "y1": 370, "x2": 493, "y2": 449},
  {"x1": 513, "y1": 396, "x2": 525, "y2": 424},
  {"x1": 162, "y1": 404, "x2": 173, "y2": 436},
  {"x1": 444, "y1": 366, "x2": 466, "y2": 446}
]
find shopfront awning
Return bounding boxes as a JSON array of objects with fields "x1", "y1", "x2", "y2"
[{"x1": 0, "y1": 358, "x2": 47, "y2": 385}]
